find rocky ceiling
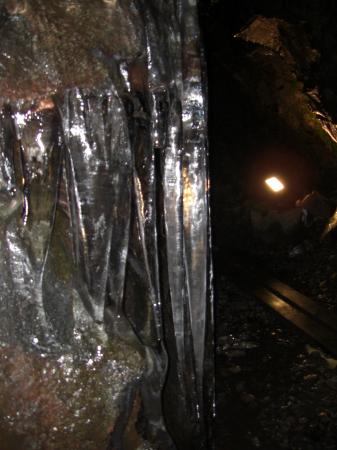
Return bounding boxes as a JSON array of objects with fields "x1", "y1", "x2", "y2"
[{"x1": 200, "y1": 0, "x2": 337, "y2": 198}]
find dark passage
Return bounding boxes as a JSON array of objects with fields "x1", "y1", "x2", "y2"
[{"x1": 200, "y1": 1, "x2": 337, "y2": 449}]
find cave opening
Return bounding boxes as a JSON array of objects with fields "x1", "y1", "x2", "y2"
[{"x1": 200, "y1": 1, "x2": 337, "y2": 449}]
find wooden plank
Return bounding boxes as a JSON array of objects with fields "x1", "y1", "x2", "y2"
[
  {"x1": 265, "y1": 279, "x2": 337, "y2": 334},
  {"x1": 254, "y1": 287, "x2": 337, "y2": 357}
]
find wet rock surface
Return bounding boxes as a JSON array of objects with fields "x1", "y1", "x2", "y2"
[
  {"x1": 0, "y1": 0, "x2": 142, "y2": 103},
  {"x1": 0, "y1": 337, "x2": 144, "y2": 450}
]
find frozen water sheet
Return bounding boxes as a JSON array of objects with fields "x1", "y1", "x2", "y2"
[{"x1": 0, "y1": 0, "x2": 213, "y2": 449}]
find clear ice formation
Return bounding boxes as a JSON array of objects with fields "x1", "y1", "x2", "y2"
[{"x1": 0, "y1": 1, "x2": 213, "y2": 449}]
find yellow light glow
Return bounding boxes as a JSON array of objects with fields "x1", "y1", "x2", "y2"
[{"x1": 265, "y1": 176, "x2": 285, "y2": 192}]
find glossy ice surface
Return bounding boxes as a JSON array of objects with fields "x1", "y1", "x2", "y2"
[{"x1": 0, "y1": 1, "x2": 213, "y2": 449}]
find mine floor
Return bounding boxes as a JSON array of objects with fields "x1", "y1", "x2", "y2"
[{"x1": 214, "y1": 245, "x2": 337, "y2": 450}]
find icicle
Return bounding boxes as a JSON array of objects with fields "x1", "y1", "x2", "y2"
[
  {"x1": 0, "y1": 1, "x2": 213, "y2": 448},
  {"x1": 181, "y1": 0, "x2": 209, "y2": 412},
  {"x1": 58, "y1": 86, "x2": 132, "y2": 324}
]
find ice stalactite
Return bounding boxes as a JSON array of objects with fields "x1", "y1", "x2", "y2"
[{"x1": 0, "y1": 1, "x2": 213, "y2": 449}]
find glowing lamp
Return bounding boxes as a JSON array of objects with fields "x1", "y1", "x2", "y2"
[{"x1": 265, "y1": 176, "x2": 285, "y2": 193}]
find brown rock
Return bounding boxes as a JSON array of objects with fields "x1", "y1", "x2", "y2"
[
  {"x1": 0, "y1": 340, "x2": 144, "y2": 450},
  {"x1": 0, "y1": 0, "x2": 142, "y2": 103},
  {"x1": 240, "y1": 392, "x2": 256, "y2": 403}
]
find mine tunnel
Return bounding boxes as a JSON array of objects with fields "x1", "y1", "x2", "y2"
[
  {"x1": 200, "y1": 0, "x2": 337, "y2": 449},
  {"x1": 1, "y1": 0, "x2": 337, "y2": 449}
]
